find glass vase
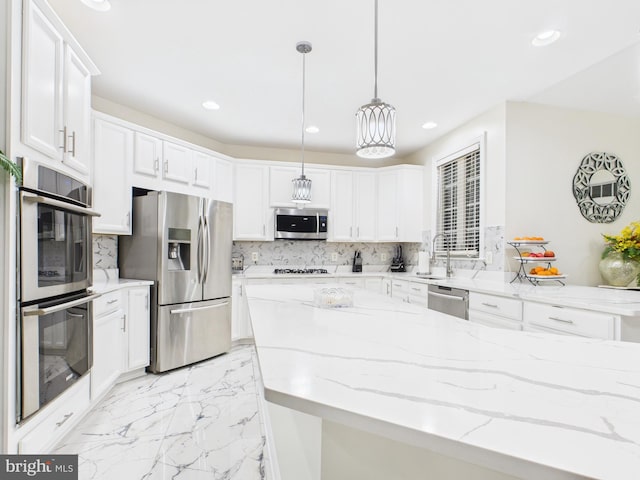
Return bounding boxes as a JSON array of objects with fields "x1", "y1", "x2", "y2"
[{"x1": 598, "y1": 252, "x2": 640, "y2": 287}]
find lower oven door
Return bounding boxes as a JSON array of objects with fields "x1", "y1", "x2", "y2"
[
  {"x1": 20, "y1": 191, "x2": 99, "y2": 303},
  {"x1": 19, "y1": 292, "x2": 100, "y2": 421}
]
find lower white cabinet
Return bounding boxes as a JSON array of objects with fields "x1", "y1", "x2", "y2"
[
  {"x1": 523, "y1": 302, "x2": 615, "y2": 339},
  {"x1": 92, "y1": 291, "x2": 125, "y2": 400},
  {"x1": 124, "y1": 286, "x2": 151, "y2": 372},
  {"x1": 391, "y1": 279, "x2": 428, "y2": 306},
  {"x1": 232, "y1": 278, "x2": 253, "y2": 341},
  {"x1": 469, "y1": 292, "x2": 523, "y2": 331},
  {"x1": 338, "y1": 277, "x2": 365, "y2": 289}
]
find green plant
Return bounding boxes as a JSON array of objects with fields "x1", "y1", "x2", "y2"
[
  {"x1": 0, "y1": 150, "x2": 21, "y2": 184},
  {"x1": 602, "y1": 221, "x2": 640, "y2": 263}
]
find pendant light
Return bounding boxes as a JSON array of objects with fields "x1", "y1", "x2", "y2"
[
  {"x1": 356, "y1": 0, "x2": 396, "y2": 159},
  {"x1": 292, "y1": 41, "x2": 312, "y2": 205}
]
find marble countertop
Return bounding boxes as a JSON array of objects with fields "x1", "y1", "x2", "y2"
[
  {"x1": 246, "y1": 283, "x2": 640, "y2": 480},
  {"x1": 235, "y1": 266, "x2": 640, "y2": 316},
  {"x1": 90, "y1": 268, "x2": 153, "y2": 294}
]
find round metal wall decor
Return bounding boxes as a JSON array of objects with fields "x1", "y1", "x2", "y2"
[{"x1": 572, "y1": 152, "x2": 630, "y2": 223}]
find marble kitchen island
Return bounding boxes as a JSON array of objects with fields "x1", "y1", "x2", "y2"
[{"x1": 246, "y1": 283, "x2": 640, "y2": 480}]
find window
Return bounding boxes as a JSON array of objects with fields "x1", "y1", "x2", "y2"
[{"x1": 434, "y1": 137, "x2": 483, "y2": 257}]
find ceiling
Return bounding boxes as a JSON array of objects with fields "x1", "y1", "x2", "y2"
[{"x1": 48, "y1": 0, "x2": 640, "y2": 158}]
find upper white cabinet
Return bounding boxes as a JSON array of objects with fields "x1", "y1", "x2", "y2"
[
  {"x1": 21, "y1": 0, "x2": 98, "y2": 177},
  {"x1": 353, "y1": 171, "x2": 377, "y2": 241},
  {"x1": 192, "y1": 151, "x2": 213, "y2": 190},
  {"x1": 234, "y1": 162, "x2": 272, "y2": 240},
  {"x1": 133, "y1": 131, "x2": 162, "y2": 178},
  {"x1": 92, "y1": 115, "x2": 133, "y2": 234},
  {"x1": 269, "y1": 165, "x2": 331, "y2": 208},
  {"x1": 214, "y1": 157, "x2": 234, "y2": 203},
  {"x1": 329, "y1": 170, "x2": 354, "y2": 241},
  {"x1": 162, "y1": 140, "x2": 191, "y2": 184},
  {"x1": 377, "y1": 166, "x2": 424, "y2": 242}
]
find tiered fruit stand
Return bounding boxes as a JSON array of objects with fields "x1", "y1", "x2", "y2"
[{"x1": 508, "y1": 240, "x2": 566, "y2": 286}]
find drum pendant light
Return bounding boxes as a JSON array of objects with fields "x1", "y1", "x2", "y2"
[
  {"x1": 356, "y1": 0, "x2": 396, "y2": 159},
  {"x1": 292, "y1": 41, "x2": 313, "y2": 205}
]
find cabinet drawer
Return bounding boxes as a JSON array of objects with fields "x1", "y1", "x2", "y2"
[
  {"x1": 18, "y1": 375, "x2": 90, "y2": 453},
  {"x1": 523, "y1": 302, "x2": 615, "y2": 339},
  {"x1": 93, "y1": 290, "x2": 122, "y2": 317},
  {"x1": 338, "y1": 277, "x2": 365, "y2": 289},
  {"x1": 470, "y1": 310, "x2": 522, "y2": 331},
  {"x1": 391, "y1": 279, "x2": 409, "y2": 297},
  {"x1": 470, "y1": 292, "x2": 522, "y2": 321},
  {"x1": 407, "y1": 282, "x2": 428, "y2": 297}
]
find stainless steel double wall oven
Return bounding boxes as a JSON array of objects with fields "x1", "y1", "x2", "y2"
[{"x1": 18, "y1": 159, "x2": 100, "y2": 421}]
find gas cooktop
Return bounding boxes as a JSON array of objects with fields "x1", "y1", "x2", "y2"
[{"x1": 273, "y1": 268, "x2": 329, "y2": 275}]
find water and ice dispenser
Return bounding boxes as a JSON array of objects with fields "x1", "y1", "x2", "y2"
[{"x1": 167, "y1": 228, "x2": 191, "y2": 271}]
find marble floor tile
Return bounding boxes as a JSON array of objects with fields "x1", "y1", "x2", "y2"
[{"x1": 53, "y1": 345, "x2": 269, "y2": 480}]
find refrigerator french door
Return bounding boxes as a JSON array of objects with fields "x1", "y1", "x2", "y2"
[{"x1": 119, "y1": 191, "x2": 232, "y2": 373}]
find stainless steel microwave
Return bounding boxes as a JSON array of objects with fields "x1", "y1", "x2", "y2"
[{"x1": 274, "y1": 208, "x2": 328, "y2": 240}]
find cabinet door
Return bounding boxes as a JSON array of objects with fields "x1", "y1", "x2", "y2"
[
  {"x1": 92, "y1": 309, "x2": 125, "y2": 400},
  {"x1": 92, "y1": 118, "x2": 133, "y2": 234},
  {"x1": 126, "y1": 287, "x2": 150, "y2": 371},
  {"x1": 163, "y1": 141, "x2": 191, "y2": 184},
  {"x1": 364, "y1": 277, "x2": 383, "y2": 294},
  {"x1": 329, "y1": 170, "x2": 354, "y2": 241},
  {"x1": 22, "y1": 2, "x2": 64, "y2": 160},
  {"x1": 214, "y1": 158, "x2": 234, "y2": 202},
  {"x1": 470, "y1": 311, "x2": 523, "y2": 331},
  {"x1": 232, "y1": 280, "x2": 252, "y2": 341},
  {"x1": 234, "y1": 163, "x2": 270, "y2": 240},
  {"x1": 62, "y1": 45, "x2": 92, "y2": 175},
  {"x1": 133, "y1": 131, "x2": 162, "y2": 178},
  {"x1": 376, "y1": 171, "x2": 399, "y2": 241},
  {"x1": 192, "y1": 151, "x2": 212, "y2": 189},
  {"x1": 354, "y1": 172, "x2": 377, "y2": 241}
]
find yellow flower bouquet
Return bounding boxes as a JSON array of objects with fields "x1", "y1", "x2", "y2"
[
  {"x1": 602, "y1": 221, "x2": 640, "y2": 262},
  {"x1": 600, "y1": 221, "x2": 640, "y2": 286}
]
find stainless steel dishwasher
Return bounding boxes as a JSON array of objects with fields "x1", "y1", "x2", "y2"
[{"x1": 427, "y1": 284, "x2": 469, "y2": 320}]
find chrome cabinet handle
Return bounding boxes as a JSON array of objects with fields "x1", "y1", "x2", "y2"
[
  {"x1": 59, "y1": 126, "x2": 68, "y2": 152},
  {"x1": 121, "y1": 314, "x2": 126, "y2": 332},
  {"x1": 126, "y1": 212, "x2": 131, "y2": 227},
  {"x1": 411, "y1": 287, "x2": 421, "y2": 292},
  {"x1": 263, "y1": 224, "x2": 266, "y2": 236},
  {"x1": 154, "y1": 158, "x2": 159, "y2": 172},
  {"x1": 482, "y1": 302, "x2": 498, "y2": 308},
  {"x1": 350, "y1": 226, "x2": 353, "y2": 238},
  {"x1": 396, "y1": 226, "x2": 399, "y2": 238},
  {"x1": 357, "y1": 227, "x2": 360, "y2": 237},
  {"x1": 194, "y1": 167, "x2": 198, "y2": 182},
  {"x1": 69, "y1": 131, "x2": 76, "y2": 156},
  {"x1": 106, "y1": 298, "x2": 118, "y2": 305},
  {"x1": 55, "y1": 412, "x2": 73, "y2": 428},
  {"x1": 549, "y1": 316, "x2": 574, "y2": 324},
  {"x1": 164, "y1": 160, "x2": 168, "y2": 174}
]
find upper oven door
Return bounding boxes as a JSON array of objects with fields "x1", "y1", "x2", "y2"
[{"x1": 20, "y1": 191, "x2": 99, "y2": 302}]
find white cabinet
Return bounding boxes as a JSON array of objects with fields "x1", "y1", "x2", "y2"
[
  {"x1": 391, "y1": 279, "x2": 428, "y2": 306},
  {"x1": 232, "y1": 278, "x2": 253, "y2": 341},
  {"x1": 192, "y1": 150, "x2": 213, "y2": 189},
  {"x1": 124, "y1": 286, "x2": 151, "y2": 372},
  {"x1": 162, "y1": 140, "x2": 191, "y2": 184},
  {"x1": 329, "y1": 170, "x2": 354, "y2": 241},
  {"x1": 353, "y1": 171, "x2": 377, "y2": 241},
  {"x1": 377, "y1": 166, "x2": 423, "y2": 242},
  {"x1": 523, "y1": 302, "x2": 615, "y2": 339},
  {"x1": 21, "y1": 0, "x2": 97, "y2": 176},
  {"x1": 92, "y1": 291, "x2": 125, "y2": 400},
  {"x1": 133, "y1": 131, "x2": 162, "y2": 178},
  {"x1": 382, "y1": 278, "x2": 392, "y2": 296},
  {"x1": 92, "y1": 116, "x2": 133, "y2": 234},
  {"x1": 269, "y1": 165, "x2": 331, "y2": 208},
  {"x1": 364, "y1": 277, "x2": 383, "y2": 294},
  {"x1": 234, "y1": 162, "x2": 272, "y2": 240},
  {"x1": 337, "y1": 277, "x2": 365, "y2": 289},
  {"x1": 214, "y1": 157, "x2": 234, "y2": 202},
  {"x1": 469, "y1": 292, "x2": 523, "y2": 331}
]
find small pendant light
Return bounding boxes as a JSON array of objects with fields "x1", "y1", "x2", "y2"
[
  {"x1": 356, "y1": 0, "x2": 396, "y2": 159},
  {"x1": 292, "y1": 41, "x2": 312, "y2": 205}
]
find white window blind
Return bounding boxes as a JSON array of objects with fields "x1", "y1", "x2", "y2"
[{"x1": 435, "y1": 145, "x2": 481, "y2": 256}]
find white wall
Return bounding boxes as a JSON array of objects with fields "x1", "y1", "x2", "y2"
[
  {"x1": 404, "y1": 104, "x2": 507, "y2": 233},
  {"x1": 505, "y1": 101, "x2": 640, "y2": 286}
]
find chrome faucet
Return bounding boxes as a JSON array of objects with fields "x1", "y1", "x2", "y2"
[{"x1": 431, "y1": 233, "x2": 453, "y2": 278}]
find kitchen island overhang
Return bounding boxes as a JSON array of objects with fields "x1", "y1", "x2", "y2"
[{"x1": 246, "y1": 283, "x2": 640, "y2": 480}]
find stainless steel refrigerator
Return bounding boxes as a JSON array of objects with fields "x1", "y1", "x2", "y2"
[{"x1": 119, "y1": 191, "x2": 232, "y2": 373}]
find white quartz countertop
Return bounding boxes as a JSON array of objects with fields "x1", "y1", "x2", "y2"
[
  {"x1": 235, "y1": 266, "x2": 640, "y2": 316},
  {"x1": 90, "y1": 269, "x2": 153, "y2": 294},
  {"x1": 246, "y1": 283, "x2": 640, "y2": 480}
]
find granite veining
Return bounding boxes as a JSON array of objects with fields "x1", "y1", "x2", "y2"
[
  {"x1": 53, "y1": 345, "x2": 271, "y2": 480},
  {"x1": 93, "y1": 234, "x2": 118, "y2": 270},
  {"x1": 246, "y1": 283, "x2": 640, "y2": 480}
]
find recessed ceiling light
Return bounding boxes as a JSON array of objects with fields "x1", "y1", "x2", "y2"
[
  {"x1": 421, "y1": 121, "x2": 438, "y2": 130},
  {"x1": 202, "y1": 100, "x2": 220, "y2": 111},
  {"x1": 532, "y1": 30, "x2": 561, "y2": 47},
  {"x1": 80, "y1": 0, "x2": 111, "y2": 11},
  {"x1": 305, "y1": 125, "x2": 319, "y2": 134}
]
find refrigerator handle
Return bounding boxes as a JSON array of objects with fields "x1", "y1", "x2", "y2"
[
  {"x1": 196, "y1": 215, "x2": 204, "y2": 284},
  {"x1": 203, "y1": 213, "x2": 210, "y2": 284}
]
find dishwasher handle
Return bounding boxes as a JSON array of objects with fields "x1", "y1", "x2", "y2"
[{"x1": 428, "y1": 291, "x2": 467, "y2": 302}]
